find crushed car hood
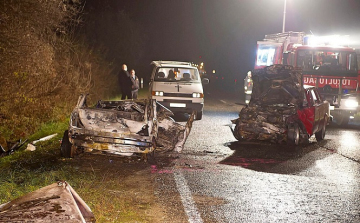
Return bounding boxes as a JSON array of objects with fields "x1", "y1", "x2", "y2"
[
  {"x1": 78, "y1": 108, "x2": 149, "y2": 135},
  {"x1": 250, "y1": 65, "x2": 303, "y2": 107}
]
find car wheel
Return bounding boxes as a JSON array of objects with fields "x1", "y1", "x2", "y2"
[
  {"x1": 315, "y1": 120, "x2": 326, "y2": 141},
  {"x1": 60, "y1": 130, "x2": 74, "y2": 158},
  {"x1": 287, "y1": 123, "x2": 300, "y2": 145},
  {"x1": 195, "y1": 111, "x2": 203, "y2": 120}
]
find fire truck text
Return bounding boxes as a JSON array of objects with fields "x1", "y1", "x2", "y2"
[{"x1": 303, "y1": 77, "x2": 356, "y2": 89}]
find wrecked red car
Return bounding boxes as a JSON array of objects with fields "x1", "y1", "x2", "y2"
[
  {"x1": 61, "y1": 95, "x2": 194, "y2": 157},
  {"x1": 231, "y1": 65, "x2": 332, "y2": 145}
]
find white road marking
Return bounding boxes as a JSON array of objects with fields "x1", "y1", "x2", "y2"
[
  {"x1": 220, "y1": 100, "x2": 227, "y2": 104},
  {"x1": 174, "y1": 171, "x2": 204, "y2": 223}
]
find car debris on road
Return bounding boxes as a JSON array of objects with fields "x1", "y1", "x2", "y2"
[
  {"x1": 25, "y1": 133, "x2": 58, "y2": 152},
  {"x1": 231, "y1": 65, "x2": 331, "y2": 145},
  {"x1": 0, "y1": 139, "x2": 28, "y2": 157},
  {"x1": 61, "y1": 95, "x2": 194, "y2": 158},
  {"x1": 0, "y1": 181, "x2": 95, "y2": 223}
]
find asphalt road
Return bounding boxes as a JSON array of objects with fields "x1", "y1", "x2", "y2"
[{"x1": 152, "y1": 86, "x2": 360, "y2": 223}]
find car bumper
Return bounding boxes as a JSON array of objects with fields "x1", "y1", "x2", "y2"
[
  {"x1": 69, "y1": 128, "x2": 154, "y2": 154},
  {"x1": 157, "y1": 100, "x2": 204, "y2": 113}
]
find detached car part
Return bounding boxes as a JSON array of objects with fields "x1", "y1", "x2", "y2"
[
  {"x1": 0, "y1": 181, "x2": 95, "y2": 223},
  {"x1": 231, "y1": 65, "x2": 331, "y2": 145},
  {"x1": 61, "y1": 95, "x2": 194, "y2": 157}
]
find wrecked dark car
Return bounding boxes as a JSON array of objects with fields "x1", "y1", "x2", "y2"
[
  {"x1": 61, "y1": 95, "x2": 194, "y2": 157},
  {"x1": 231, "y1": 65, "x2": 332, "y2": 145}
]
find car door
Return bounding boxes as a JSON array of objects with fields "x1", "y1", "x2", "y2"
[
  {"x1": 298, "y1": 89, "x2": 315, "y2": 136},
  {"x1": 312, "y1": 88, "x2": 328, "y2": 131},
  {"x1": 310, "y1": 88, "x2": 322, "y2": 133}
]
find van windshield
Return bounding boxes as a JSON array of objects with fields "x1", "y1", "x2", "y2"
[{"x1": 155, "y1": 67, "x2": 200, "y2": 82}]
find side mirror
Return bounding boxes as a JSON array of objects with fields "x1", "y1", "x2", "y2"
[{"x1": 202, "y1": 78, "x2": 209, "y2": 85}]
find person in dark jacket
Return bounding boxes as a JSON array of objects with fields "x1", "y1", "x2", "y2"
[
  {"x1": 118, "y1": 64, "x2": 133, "y2": 99},
  {"x1": 130, "y1": 69, "x2": 139, "y2": 99}
]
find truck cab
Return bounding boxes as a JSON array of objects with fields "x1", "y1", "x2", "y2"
[{"x1": 287, "y1": 45, "x2": 360, "y2": 125}]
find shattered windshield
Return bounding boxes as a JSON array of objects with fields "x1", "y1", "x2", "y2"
[
  {"x1": 296, "y1": 49, "x2": 357, "y2": 73},
  {"x1": 154, "y1": 67, "x2": 200, "y2": 82}
]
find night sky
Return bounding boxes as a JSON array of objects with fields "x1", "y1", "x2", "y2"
[{"x1": 89, "y1": 0, "x2": 360, "y2": 81}]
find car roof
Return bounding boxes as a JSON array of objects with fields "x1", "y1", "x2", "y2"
[{"x1": 151, "y1": 61, "x2": 196, "y2": 69}]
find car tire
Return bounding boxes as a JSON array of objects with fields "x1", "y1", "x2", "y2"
[
  {"x1": 60, "y1": 130, "x2": 74, "y2": 158},
  {"x1": 287, "y1": 123, "x2": 300, "y2": 146},
  {"x1": 315, "y1": 120, "x2": 326, "y2": 141},
  {"x1": 195, "y1": 111, "x2": 203, "y2": 120}
]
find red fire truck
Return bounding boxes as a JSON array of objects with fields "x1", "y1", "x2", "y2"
[{"x1": 249, "y1": 31, "x2": 360, "y2": 125}]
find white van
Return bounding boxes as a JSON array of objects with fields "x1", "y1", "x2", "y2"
[{"x1": 149, "y1": 61, "x2": 209, "y2": 120}]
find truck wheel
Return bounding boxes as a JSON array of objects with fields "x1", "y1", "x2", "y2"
[
  {"x1": 287, "y1": 123, "x2": 300, "y2": 146},
  {"x1": 60, "y1": 130, "x2": 74, "y2": 158},
  {"x1": 195, "y1": 111, "x2": 203, "y2": 120},
  {"x1": 315, "y1": 121, "x2": 326, "y2": 141}
]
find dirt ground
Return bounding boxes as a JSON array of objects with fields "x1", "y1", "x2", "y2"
[{"x1": 70, "y1": 151, "x2": 188, "y2": 222}]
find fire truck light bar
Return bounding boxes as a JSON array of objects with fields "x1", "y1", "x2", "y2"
[{"x1": 305, "y1": 35, "x2": 350, "y2": 47}]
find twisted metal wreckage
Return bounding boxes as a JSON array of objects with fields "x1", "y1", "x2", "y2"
[
  {"x1": 61, "y1": 94, "x2": 195, "y2": 157},
  {"x1": 0, "y1": 96, "x2": 196, "y2": 222},
  {"x1": 0, "y1": 181, "x2": 95, "y2": 223},
  {"x1": 231, "y1": 64, "x2": 331, "y2": 145}
]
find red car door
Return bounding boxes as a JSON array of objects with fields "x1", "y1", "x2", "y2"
[
  {"x1": 310, "y1": 88, "x2": 321, "y2": 133},
  {"x1": 297, "y1": 89, "x2": 315, "y2": 136},
  {"x1": 312, "y1": 88, "x2": 328, "y2": 132}
]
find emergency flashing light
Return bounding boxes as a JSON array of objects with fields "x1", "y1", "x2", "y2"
[{"x1": 306, "y1": 35, "x2": 350, "y2": 47}]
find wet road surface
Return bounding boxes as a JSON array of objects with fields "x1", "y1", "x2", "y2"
[{"x1": 152, "y1": 88, "x2": 360, "y2": 222}]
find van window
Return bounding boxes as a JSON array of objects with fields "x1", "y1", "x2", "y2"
[{"x1": 155, "y1": 67, "x2": 200, "y2": 82}]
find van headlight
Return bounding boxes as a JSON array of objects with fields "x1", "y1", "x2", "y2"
[
  {"x1": 192, "y1": 93, "x2": 203, "y2": 98},
  {"x1": 152, "y1": 91, "x2": 164, "y2": 96},
  {"x1": 344, "y1": 99, "x2": 358, "y2": 108}
]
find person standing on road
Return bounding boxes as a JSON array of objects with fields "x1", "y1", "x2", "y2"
[
  {"x1": 130, "y1": 69, "x2": 139, "y2": 99},
  {"x1": 118, "y1": 64, "x2": 133, "y2": 99}
]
